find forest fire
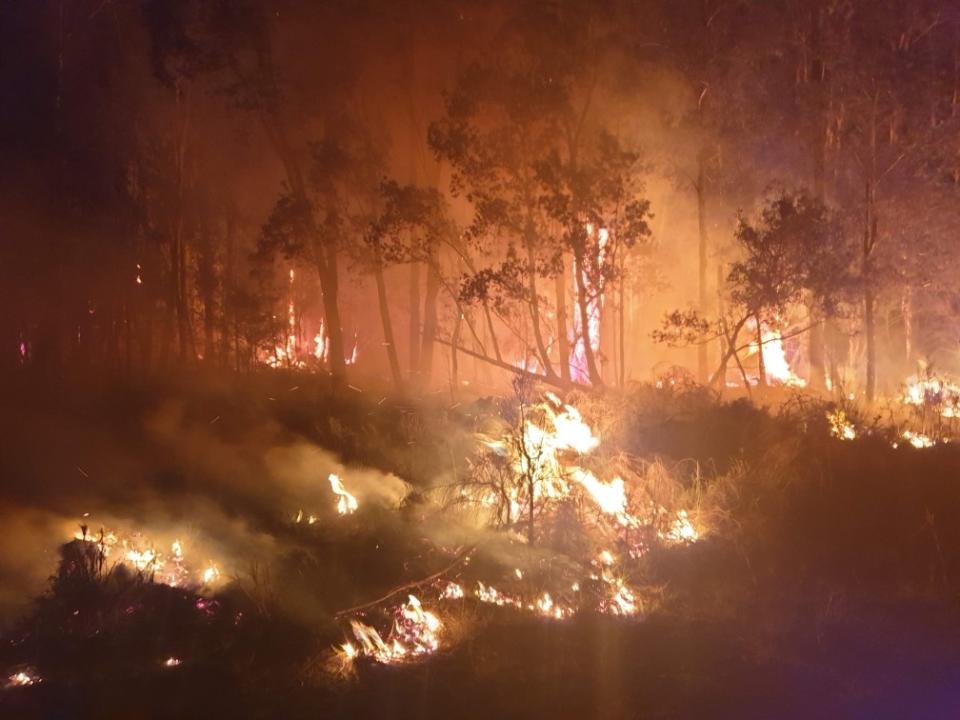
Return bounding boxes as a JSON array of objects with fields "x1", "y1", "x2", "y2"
[{"x1": 7, "y1": 0, "x2": 960, "y2": 716}]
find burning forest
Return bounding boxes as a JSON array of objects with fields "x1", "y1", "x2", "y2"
[{"x1": 5, "y1": 1, "x2": 960, "y2": 718}]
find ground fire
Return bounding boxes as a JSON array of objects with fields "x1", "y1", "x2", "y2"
[{"x1": 5, "y1": 1, "x2": 960, "y2": 718}]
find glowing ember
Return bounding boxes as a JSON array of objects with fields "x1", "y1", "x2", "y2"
[
  {"x1": 329, "y1": 473, "x2": 359, "y2": 514},
  {"x1": 162, "y1": 657, "x2": 182, "y2": 668}
]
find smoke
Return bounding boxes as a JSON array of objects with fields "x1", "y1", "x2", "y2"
[{"x1": 0, "y1": 380, "x2": 414, "y2": 626}]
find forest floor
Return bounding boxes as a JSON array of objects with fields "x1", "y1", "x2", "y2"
[{"x1": 2, "y1": 371, "x2": 960, "y2": 719}]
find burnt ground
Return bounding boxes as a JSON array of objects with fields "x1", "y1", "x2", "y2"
[{"x1": 2, "y1": 373, "x2": 960, "y2": 720}]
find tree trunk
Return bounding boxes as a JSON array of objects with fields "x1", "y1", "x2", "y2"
[
  {"x1": 755, "y1": 317, "x2": 767, "y2": 388},
  {"x1": 807, "y1": 3, "x2": 828, "y2": 390},
  {"x1": 902, "y1": 285, "x2": 912, "y2": 368},
  {"x1": 220, "y1": 206, "x2": 236, "y2": 368},
  {"x1": 555, "y1": 258, "x2": 571, "y2": 385},
  {"x1": 808, "y1": 303, "x2": 826, "y2": 390},
  {"x1": 524, "y1": 231, "x2": 556, "y2": 380},
  {"x1": 419, "y1": 256, "x2": 441, "y2": 386},
  {"x1": 864, "y1": 277, "x2": 876, "y2": 401},
  {"x1": 863, "y1": 98, "x2": 879, "y2": 402},
  {"x1": 696, "y1": 150, "x2": 710, "y2": 384},
  {"x1": 318, "y1": 223, "x2": 346, "y2": 381},
  {"x1": 408, "y1": 262, "x2": 421, "y2": 380},
  {"x1": 618, "y1": 252, "x2": 627, "y2": 388},
  {"x1": 572, "y1": 245, "x2": 603, "y2": 387},
  {"x1": 450, "y1": 309, "x2": 462, "y2": 396},
  {"x1": 373, "y1": 257, "x2": 404, "y2": 392}
]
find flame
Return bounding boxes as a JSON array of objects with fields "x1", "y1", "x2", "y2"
[
  {"x1": 72, "y1": 526, "x2": 218, "y2": 588},
  {"x1": 748, "y1": 330, "x2": 805, "y2": 387},
  {"x1": 329, "y1": 473, "x2": 358, "y2": 515},
  {"x1": 473, "y1": 393, "x2": 701, "y2": 549},
  {"x1": 162, "y1": 657, "x2": 182, "y2": 668},
  {"x1": 5, "y1": 670, "x2": 41, "y2": 688},
  {"x1": 342, "y1": 595, "x2": 442, "y2": 664},
  {"x1": 660, "y1": 510, "x2": 699, "y2": 544},
  {"x1": 570, "y1": 469, "x2": 639, "y2": 527},
  {"x1": 314, "y1": 319, "x2": 328, "y2": 361},
  {"x1": 902, "y1": 375, "x2": 960, "y2": 417},
  {"x1": 441, "y1": 582, "x2": 464, "y2": 599},
  {"x1": 827, "y1": 409, "x2": 857, "y2": 440},
  {"x1": 604, "y1": 579, "x2": 637, "y2": 616},
  {"x1": 570, "y1": 224, "x2": 607, "y2": 383},
  {"x1": 900, "y1": 430, "x2": 936, "y2": 449},
  {"x1": 475, "y1": 581, "x2": 523, "y2": 609}
]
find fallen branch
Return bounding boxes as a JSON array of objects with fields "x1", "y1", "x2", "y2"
[
  {"x1": 435, "y1": 337, "x2": 595, "y2": 392},
  {"x1": 334, "y1": 545, "x2": 475, "y2": 618}
]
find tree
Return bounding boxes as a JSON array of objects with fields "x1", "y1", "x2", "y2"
[
  {"x1": 655, "y1": 188, "x2": 851, "y2": 391},
  {"x1": 366, "y1": 181, "x2": 452, "y2": 392}
]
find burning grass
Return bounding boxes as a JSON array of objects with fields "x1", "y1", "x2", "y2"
[{"x1": 5, "y1": 375, "x2": 960, "y2": 716}]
